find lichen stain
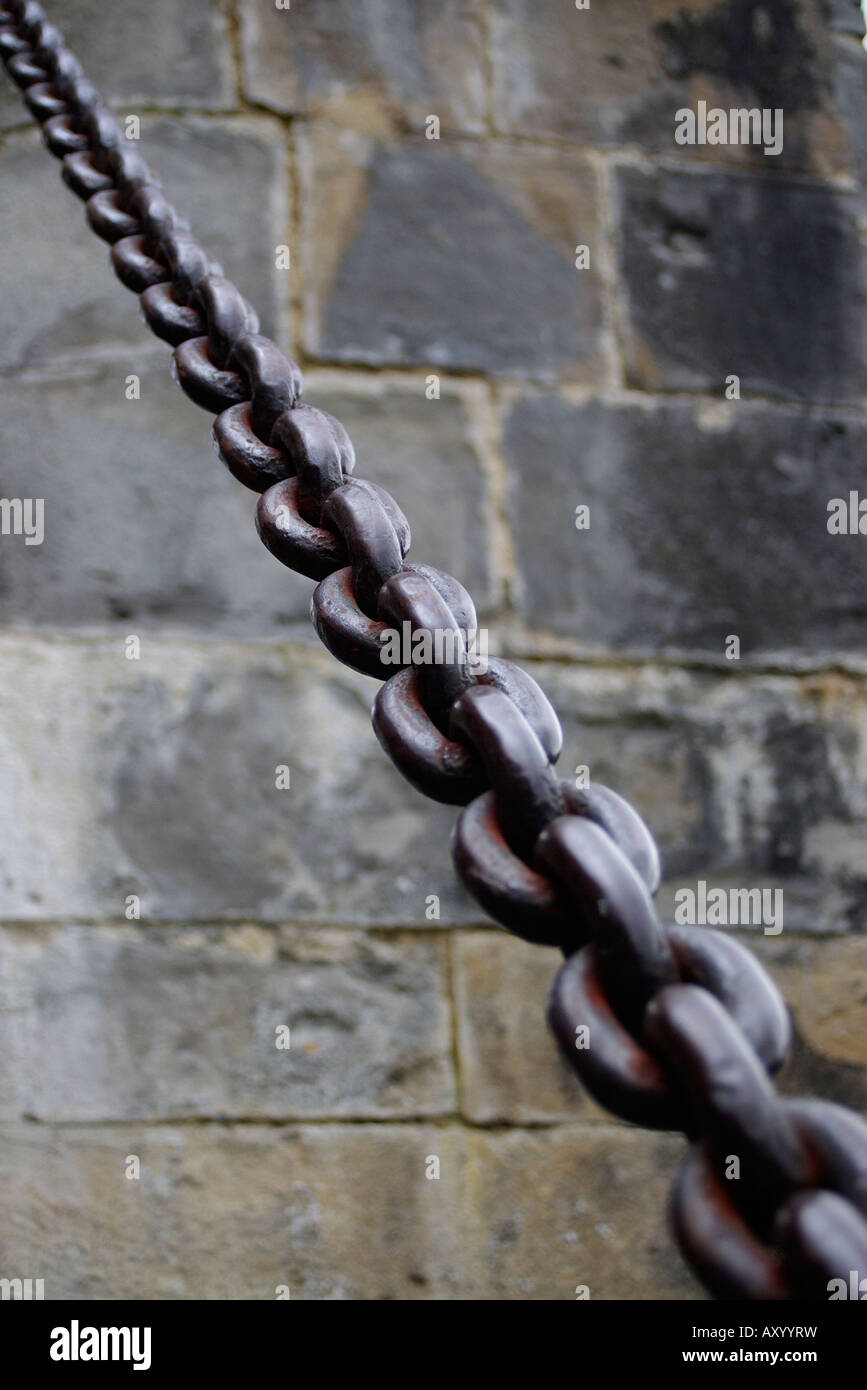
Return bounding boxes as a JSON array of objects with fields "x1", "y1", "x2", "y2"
[{"x1": 654, "y1": 0, "x2": 824, "y2": 112}]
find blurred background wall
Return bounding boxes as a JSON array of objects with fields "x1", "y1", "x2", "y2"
[{"x1": 0, "y1": 0, "x2": 866, "y2": 1299}]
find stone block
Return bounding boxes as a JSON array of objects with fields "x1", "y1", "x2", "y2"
[
  {"x1": 0, "y1": 924, "x2": 454, "y2": 1121},
  {"x1": 298, "y1": 127, "x2": 605, "y2": 381},
  {"x1": 613, "y1": 166, "x2": 866, "y2": 404},
  {"x1": 239, "y1": 0, "x2": 485, "y2": 134}
]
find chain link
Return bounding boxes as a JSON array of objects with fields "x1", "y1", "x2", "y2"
[{"x1": 3, "y1": 0, "x2": 867, "y2": 1301}]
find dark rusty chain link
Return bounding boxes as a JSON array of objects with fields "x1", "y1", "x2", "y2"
[{"x1": 4, "y1": 0, "x2": 867, "y2": 1301}]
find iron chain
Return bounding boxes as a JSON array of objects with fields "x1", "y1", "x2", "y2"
[{"x1": 3, "y1": 0, "x2": 867, "y2": 1301}]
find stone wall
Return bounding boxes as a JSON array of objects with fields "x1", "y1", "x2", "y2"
[{"x1": 0, "y1": 0, "x2": 865, "y2": 1300}]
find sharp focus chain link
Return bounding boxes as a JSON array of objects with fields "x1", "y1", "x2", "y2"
[{"x1": 3, "y1": 0, "x2": 867, "y2": 1301}]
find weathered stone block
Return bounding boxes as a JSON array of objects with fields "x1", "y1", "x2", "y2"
[
  {"x1": 534, "y1": 662, "x2": 867, "y2": 931},
  {"x1": 614, "y1": 166, "x2": 866, "y2": 404},
  {"x1": 490, "y1": 0, "x2": 848, "y2": 177},
  {"x1": 754, "y1": 933, "x2": 867, "y2": 1114},
  {"x1": 0, "y1": 130, "x2": 142, "y2": 365},
  {"x1": 459, "y1": 1125, "x2": 696, "y2": 1299},
  {"x1": 0, "y1": 1120, "x2": 696, "y2": 1298},
  {"x1": 0, "y1": 636, "x2": 481, "y2": 925},
  {"x1": 0, "y1": 117, "x2": 286, "y2": 369},
  {"x1": 0, "y1": 356, "x2": 307, "y2": 628},
  {"x1": 491, "y1": 0, "x2": 697, "y2": 144},
  {"x1": 0, "y1": 924, "x2": 454, "y2": 1121},
  {"x1": 0, "y1": 1122, "x2": 468, "y2": 1298},
  {"x1": 298, "y1": 127, "x2": 605, "y2": 381},
  {"x1": 0, "y1": 363, "x2": 492, "y2": 627},
  {"x1": 239, "y1": 0, "x2": 486, "y2": 134},
  {"x1": 0, "y1": 0, "x2": 236, "y2": 131},
  {"x1": 505, "y1": 395, "x2": 867, "y2": 652}
]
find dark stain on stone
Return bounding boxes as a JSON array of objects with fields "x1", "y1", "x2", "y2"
[
  {"x1": 663, "y1": 220, "x2": 711, "y2": 267},
  {"x1": 843, "y1": 882, "x2": 867, "y2": 932},
  {"x1": 654, "y1": 0, "x2": 824, "y2": 111},
  {"x1": 497, "y1": 1218, "x2": 520, "y2": 1245},
  {"x1": 106, "y1": 596, "x2": 134, "y2": 621}
]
